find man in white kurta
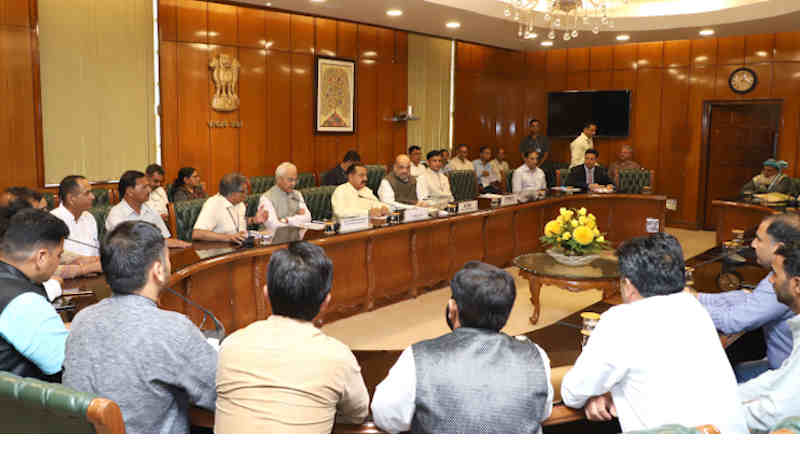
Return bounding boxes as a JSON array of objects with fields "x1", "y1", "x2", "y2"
[
  {"x1": 408, "y1": 146, "x2": 427, "y2": 178},
  {"x1": 444, "y1": 145, "x2": 474, "y2": 173},
  {"x1": 417, "y1": 150, "x2": 454, "y2": 203},
  {"x1": 145, "y1": 164, "x2": 168, "y2": 217},
  {"x1": 331, "y1": 163, "x2": 389, "y2": 219},
  {"x1": 569, "y1": 123, "x2": 596, "y2": 168},
  {"x1": 512, "y1": 151, "x2": 547, "y2": 199}
]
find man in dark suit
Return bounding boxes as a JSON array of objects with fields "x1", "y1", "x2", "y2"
[{"x1": 565, "y1": 149, "x2": 615, "y2": 192}]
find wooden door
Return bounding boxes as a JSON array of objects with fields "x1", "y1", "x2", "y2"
[{"x1": 703, "y1": 102, "x2": 781, "y2": 229}]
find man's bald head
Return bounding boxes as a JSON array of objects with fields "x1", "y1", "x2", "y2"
[{"x1": 394, "y1": 154, "x2": 411, "y2": 181}]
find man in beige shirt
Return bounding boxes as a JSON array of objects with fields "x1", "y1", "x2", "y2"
[
  {"x1": 444, "y1": 144, "x2": 475, "y2": 173},
  {"x1": 417, "y1": 150, "x2": 455, "y2": 202},
  {"x1": 331, "y1": 163, "x2": 390, "y2": 219},
  {"x1": 569, "y1": 122, "x2": 597, "y2": 168},
  {"x1": 608, "y1": 144, "x2": 642, "y2": 183},
  {"x1": 215, "y1": 241, "x2": 369, "y2": 433}
]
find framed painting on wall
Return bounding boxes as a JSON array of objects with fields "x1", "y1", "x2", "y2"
[{"x1": 315, "y1": 56, "x2": 356, "y2": 133}]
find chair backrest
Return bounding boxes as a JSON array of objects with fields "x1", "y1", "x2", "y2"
[
  {"x1": 616, "y1": 168, "x2": 654, "y2": 194},
  {"x1": 447, "y1": 170, "x2": 479, "y2": 202},
  {"x1": 165, "y1": 183, "x2": 174, "y2": 202},
  {"x1": 299, "y1": 185, "x2": 336, "y2": 221},
  {"x1": 0, "y1": 371, "x2": 125, "y2": 433},
  {"x1": 556, "y1": 168, "x2": 571, "y2": 187},
  {"x1": 505, "y1": 171, "x2": 514, "y2": 194},
  {"x1": 244, "y1": 193, "x2": 262, "y2": 227},
  {"x1": 296, "y1": 172, "x2": 317, "y2": 189},
  {"x1": 88, "y1": 204, "x2": 113, "y2": 242},
  {"x1": 91, "y1": 188, "x2": 112, "y2": 207},
  {"x1": 170, "y1": 198, "x2": 207, "y2": 241},
  {"x1": 43, "y1": 192, "x2": 58, "y2": 210},
  {"x1": 249, "y1": 176, "x2": 275, "y2": 195},
  {"x1": 365, "y1": 165, "x2": 386, "y2": 196},
  {"x1": 788, "y1": 178, "x2": 800, "y2": 197}
]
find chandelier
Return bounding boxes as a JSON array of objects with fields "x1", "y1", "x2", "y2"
[{"x1": 502, "y1": 0, "x2": 626, "y2": 41}]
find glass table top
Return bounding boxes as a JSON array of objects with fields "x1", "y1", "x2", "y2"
[{"x1": 512, "y1": 251, "x2": 620, "y2": 280}]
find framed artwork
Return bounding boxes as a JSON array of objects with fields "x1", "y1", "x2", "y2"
[{"x1": 315, "y1": 56, "x2": 356, "y2": 133}]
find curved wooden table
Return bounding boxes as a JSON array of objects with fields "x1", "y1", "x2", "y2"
[{"x1": 711, "y1": 199, "x2": 783, "y2": 244}]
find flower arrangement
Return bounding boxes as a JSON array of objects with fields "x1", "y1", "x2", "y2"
[{"x1": 540, "y1": 207, "x2": 610, "y2": 256}]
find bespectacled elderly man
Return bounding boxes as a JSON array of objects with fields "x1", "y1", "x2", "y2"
[{"x1": 258, "y1": 162, "x2": 312, "y2": 232}]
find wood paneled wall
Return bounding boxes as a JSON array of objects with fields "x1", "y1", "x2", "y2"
[
  {"x1": 0, "y1": 0, "x2": 42, "y2": 191},
  {"x1": 453, "y1": 33, "x2": 800, "y2": 228},
  {"x1": 158, "y1": 0, "x2": 408, "y2": 191}
]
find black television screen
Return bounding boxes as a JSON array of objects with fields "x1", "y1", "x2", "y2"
[{"x1": 547, "y1": 90, "x2": 631, "y2": 138}]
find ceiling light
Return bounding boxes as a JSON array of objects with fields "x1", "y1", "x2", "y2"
[
  {"x1": 541, "y1": 41, "x2": 553, "y2": 47},
  {"x1": 446, "y1": 21, "x2": 461, "y2": 29},
  {"x1": 310, "y1": 0, "x2": 326, "y2": 3},
  {"x1": 386, "y1": 9, "x2": 403, "y2": 17},
  {"x1": 616, "y1": 34, "x2": 630, "y2": 41},
  {"x1": 699, "y1": 29, "x2": 714, "y2": 36}
]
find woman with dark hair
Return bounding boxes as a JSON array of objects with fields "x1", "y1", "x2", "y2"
[{"x1": 170, "y1": 167, "x2": 207, "y2": 202}]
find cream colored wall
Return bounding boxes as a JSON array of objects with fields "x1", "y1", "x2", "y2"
[
  {"x1": 39, "y1": 0, "x2": 156, "y2": 185},
  {"x1": 407, "y1": 33, "x2": 451, "y2": 153}
]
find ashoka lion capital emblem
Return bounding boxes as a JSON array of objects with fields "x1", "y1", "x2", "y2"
[{"x1": 209, "y1": 54, "x2": 240, "y2": 112}]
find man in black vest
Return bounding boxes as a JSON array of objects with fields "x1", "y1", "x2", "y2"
[
  {"x1": 371, "y1": 261, "x2": 553, "y2": 433},
  {"x1": 378, "y1": 154, "x2": 420, "y2": 208},
  {"x1": 0, "y1": 208, "x2": 69, "y2": 381}
]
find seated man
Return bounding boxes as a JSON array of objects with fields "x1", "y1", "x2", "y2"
[
  {"x1": 259, "y1": 162, "x2": 311, "y2": 232},
  {"x1": 408, "y1": 145, "x2": 426, "y2": 178},
  {"x1": 490, "y1": 147, "x2": 511, "y2": 179},
  {"x1": 440, "y1": 149, "x2": 450, "y2": 167},
  {"x1": 608, "y1": 144, "x2": 642, "y2": 183},
  {"x1": 192, "y1": 173, "x2": 268, "y2": 243},
  {"x1": 63, "y1": 221, "x2": 217, "y2": 434},
  {"x1": 378, "y1": 155, "x2": 421, "y2": 208},
  {"x1": 49, "y1": 175, "x2": 103, "y2": 275},
  {"x1": 741, "y1": 159, "x2": 792, "y2": 196},
  {"x1": 512, "y1": 150, "x2": 547, "y2": 201},
  {"x1": 689, "y1": 213, "x2": 800, "y2": 382},
  {"x1": 561, "y1": 233, "x2": 748, "y2": 433},
  {"x1": 472, "y1": 146, "x2": 502, "y2": 195},
  {"x1": 215, "y1": 241, "x2": 369, "y2": 433},
  {"x1": 106, "y1": 171, "x2": 191, "y2": 248},
  {"x1": 738, "y1": 241, "x2": 800, "y2": 432},
  {"x1": 416, "y1": 150, "x2": 454, "y2": 203},
  {"x1": 323, "y1": 150, "x2": 360, "y2": 186},
  {"x1": 565, "y1": 149, "x2": 614, "y2": 192},
  {"x1": 145, "y1": 164, "x2": 168, "y2": 217},
  {"x1": 371, "y1": 261, "x2": 553, "y2": 433},
  {"x1": 444, "y1": 144, "x2": 474, "y2": 173},
  {"x1": 0, "y1": 209, "x2": 69, "y2": 381},
  {"x1": 331, "y1": 163, "x2": 390, "y2": 219}
]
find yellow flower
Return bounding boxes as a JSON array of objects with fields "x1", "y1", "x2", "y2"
[
  {"x1": 561, "y1": 232, "x2": 571, "y2": 241},
  {"x1": 588, "y1": 213, "x2": 596, "y2": 221},
  {"x1": 559, "y1": 207, "x2": 568, "y2": 216},
  {"x1": 586, "y1": 218, "x2": 596, "y2": 230},
  {"x1": 564, "y1": 210, "x2": 574, "y2": 220},
  {"x1": 544, "y1": 220, "x2": 562, "y2": 237},
  {"x1": 570, "y1": 219, "x2": 579, "y2": 228},
  {"x1": 578, "y1": 207, "x2": 587, "y2": 216},
  {"x1": 573, "y1": 226, "x2": 594, "y2": 245},
  {"x1": 597, "y1": 235, "x2": 605, "y2": 243},
  {"x1": 593, "y1": 228, "x2": 600, "y2": 236},
  {"x1": 578, "y1": 216, "x2": 587, "y2": 225}
]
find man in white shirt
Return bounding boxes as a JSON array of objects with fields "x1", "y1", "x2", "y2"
[
  {"x1": 417, "y1": 150, "x2": 454, "y2": 203},
  {"x1": 371, "y1": 261, "x2": 553, "y2": 433},
  {"x1": 561, "y1": 233, "x2": 749, "y2": 433},
  {"x1": 331, "y1": 163, "x2": 390, "y2": 219},
  {"x1": 105, "y1": 171, "x2": 191, "y2": 249},
  {"x1": 473, "y1": 146, "x2": 502, "y2": 195},
  {"x1": 408, "y1": 146, "x2": 426, "y2": 178},
  {"x1": 569, "y1": 122, "x2": 596, "y2": 168},
  {"x1": 193, "y1": 173, "x2": 268, "y2": 244},
  {"x1": 444, "y1": 144, "x2": 474, "y2": 173},
  {"x1": 512, "y1": 150, "x2": 547, "y2": 201},
  {"x1": 50, "y1": 175, "x2": 100, "y2": 257},
  {"x1": 145, "y1": 164, "x2": 168, "y2": 217},
  {"x1": 490, "y1": 147, "x2": 511, "y2": 179},
  {"x1": 259, "y1": 162, "x2": 311, "y2": 233},
  {"x1": 378, "y1": 155, "x2": 421, "y2": 209}
]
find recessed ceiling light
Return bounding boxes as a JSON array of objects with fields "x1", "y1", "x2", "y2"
[
  {"x1": 541, "y1": 41, "x2": 553, "y2": 47},
  {"x1": 699, "y1": 29, "x2": 714, "y2": 36},
  {"x1": 616, "y1": 34, "x2": 630, "y2": 41},
  {"x1": 386, "y1": 9, "x2": 403, "y2": 17},
  {"x1": 446, "y1": 21, "x2": 461, "y2": 29}
]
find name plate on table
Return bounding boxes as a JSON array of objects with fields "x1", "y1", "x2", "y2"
[
  {"x1": 338, "y1": 216, "x2": 370, "y2": 234},
  {"x1": 403, "y1": 207, "x2": 429, "y2": 223},
  {"x1": 458, "y1": 200, "x2": 479, "y2": 213},
  {"x1": 500, "y1": 194, "x2": 518, "y2": 207}
]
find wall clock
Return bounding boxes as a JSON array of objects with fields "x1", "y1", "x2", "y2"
[{"x1": 729, "y1": 68, "x2": 757, "y2": 94}]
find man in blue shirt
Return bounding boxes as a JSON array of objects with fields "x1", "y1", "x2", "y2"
[
  {"x1": 0, "y1": 208, "x2": 69, "y2": 380},
  {"x1": 473, "y1": 146, "x2": 502, "y2": 195},
  {"x1": 692, "y1": 213, "x2": 800, "y2": 382}
]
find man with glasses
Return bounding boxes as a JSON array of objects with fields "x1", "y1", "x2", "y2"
[
  {"x1": 192, "y1": 172, "x2": 268, "y2": 244},
  {"x1": 258, "y1": 162, "x2": 311, "y2": 232}
]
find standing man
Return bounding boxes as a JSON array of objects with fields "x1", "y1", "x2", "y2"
[
  {"x1": 569, "y1": 122, "x2": 597, "y2": 169},
  {"x1": 145, "y1": 164, "x2": 168, "y2": 217},
  {"x1": 512, "y1": 151, "x2": 547, "y2": 201},
  {"x1": 565, "y1": 149, "x2": 614, "y2": 192},
  {"x1": 417, "y1": 150, "x2": 454, "y2": 203},
  {"x1": 323, "y1": 150, "x2": 361, "y2": 186},
  {"x1": 331, "y1": 163, "x2": 390, "y2": 219},
  {"x1": 378, "y1": 155, "x2": 420, "y2": 208},
  {"x1": 608, "y1": 144, "x2": 642, "y2": 183},
  {"x1": 444, "y1": 144, "x2": 474, "y2": 173},
  {"x1": 192, "y1": 173, "x2": 268, "y2": 244},
  {"x1": 63, "y1": 221, "x2": 218, "y2": 433},
  {"x1": 105, "y1": 171, "x2": 191, "y2": 248},
  {"x1": 520, "y1": 119, "x2": 553, "y2": 187},
  {"x1": 473, "y1": 146, "x2": 502, "y2": 195},
  {"x1": 259, "y1": 162, "x2": 311, "y2": 232},
  {"x1": 408, "y1": 146, "x2": 426, "y2": 178}
]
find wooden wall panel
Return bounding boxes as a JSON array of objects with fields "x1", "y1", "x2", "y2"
[
  {"x1": 632, "y1": 68, "x2": 662, "y2": 172},
  {"x1": 684, "y1": 65, "x2": 716, "y2": 225},
  {"x1": 159, "y1": 41, "x2": 179, "y2": 183},
  {"x1": 208, "y1": 2, "x2": 237, "y2": 46},
  {"x1": 336, "y1": 21, "x2": 357, "y2": 60},
  {"x1": 392, "y1": 61, "x2": 408, "y2": 159},
  {"x1": 590, "y1": 46, "x2": 613, "y2": 71},
  {"x1": 238, "y1": 48, "x2": 267, "y2": 178},
  {"x1": 264, "y1": 10, "x2": 290, "y2": 52},
  {"x1": 177, "y1": 0, "x2": 206, "y2": 43},
  {"x1": 396, "y1": 31, "x2": 408, "y2": 64},
  {"x1": 267, "y1": 51, "x2": 291, "y2": 171},
  {"x1": 176, "y1": 42, "x2": 210, "y2": 184},
  {"x1": 660, "y1": 67, "x2": 690, "y2": 223},
  {"x1": 376, "y1": 61, "x2": 395, "y2": 163},
  {"x1": 238, "y1": 7, "x2": 265, "y2": 49},
  {"x1": 567, "y1": 48, "x2": 589, "y2": 73},
  {"x1": 637, "y1": 42, "x2": 663, "y2": 68},
  {"x1": 691, "y1": 38, "x2": 717, "y2": 66},
  {"x1": 290, "y1": 53, "x2": 314, "y2": 172},
  {"x1": 1, "y1": 0, "x2": 30, "y2": 27},
  {"x1": 745, "y1": 34, "x2": 775, "y2": 63},
  {"x1": 614, "y1": 44, "x2": 637, "y2": 70},
  {"x1": 566, "y1": 72, "x2": 589, "y2": 90},
  {"x1": 358, "y1": 24, "x2": 378, "y2": 60},
  {"x1": 775, "y1": 32, "x2": 800, "y2": 62},
  {"x1": 547, "y1": 49, "x2": 567, "y2": 73},
  {"x1": 357, "y1": 59, "x2": 378, "y2": 163},
  {"x1": 158, "y1": 0, "x2": 177, "y2": 42},
  {"x1": 291, "y1": 14, "x2": 314, "y2": 55},
  {"x1": 210, "y1": 44, "x2": 241, "y2": 184},
  {"x1": 717, "y1": 36, "x2": 745, "y2": 65},
  {"x1": 590, "y1": 71, "x2": 613, "y2": 90},
  {"x1": 376, "y1": 28, "x2": 394, "y2": 63},
  {"x1": 315, "y1": 18, "x2": 336, "y2": 57},
  {"x1": 664, "y1": 40, "x2": 690, "y2": 67}
]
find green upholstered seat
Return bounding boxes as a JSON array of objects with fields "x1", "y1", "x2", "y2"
[
  {"x1": 173, "y1": 198, "x2": 207, "y2": 241},
  {"x1": 628, "y1": 424, "x2": 704, "y2": 434},
  {"x1": 244, "y1": 193, "x2": 262, "y2": 230},
  {"x1": 772, "y1": 417, "x2": 800, "y2": 434},
  {"x1": 43, "y1": 192, "x2": 57, "y2": 210},
  {"x1": 506, "y1": 171, "x2": 514, "y2": 193},
  {"x1": 447, "y1": 170, "x2": 478, "y2": 202},
  {"x1": 250, "y1": 176, "x2": 275, "y2": 194},
  {"x1": 319, "y1": 170, "x2": 331, "y2": 186},
  {"x1": 0, "y1": 370, "x2": 103, "y2": 433},
  {"x1": 299, "y1": 186, "x2": 336, "y2": 221},
  {"x1": 617, "y1": 168, "x2": 652, "y2": 194},
  {"x1": 366, "y1": 165, "x2": 386, "y2": 196},
  {"x1": 297, "y1": 172, "x2": 317, "y2": 189},
  {"x1": 165, "y1": 183, "x2": 174, "y2": 202},
  {"x1": 91, "y1": 188, "x2": 111, "y2": 207},
  {"x1": 557, "y1": 168, "x2": 571, "y2": 187},
  {"x1": 788, "y1": 178, "x2": 800, "y2": 197},
  {"x1": 88, "y1": 204, "x2": 112, "y2": 242}
]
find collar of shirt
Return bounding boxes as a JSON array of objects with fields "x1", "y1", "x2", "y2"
[
  {"x1": 789, "y1": 315, "x2": 800, "y2": 346},
  {"x1": 106, "y1": 293, "x2": 159, "y2": 309},
  {"x1": 215, "y1": 193, "x2": 237, "y2": 209},
  {"x1": 119, "y1": 199, "x2": 145, "y2": 218},
  {"x1": 52, "y1": 204, "x2": 89, "y2": 226},
  {"x1": 266, "y1": 314, "x2": 321, "y2": 336}
]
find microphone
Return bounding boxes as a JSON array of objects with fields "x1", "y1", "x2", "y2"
[{"x1": 165, "y1": 286, "x2": 226, "y2": 343}]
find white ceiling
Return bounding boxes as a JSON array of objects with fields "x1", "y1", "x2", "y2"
[{"x1": 234, "y1": 0, "x2": 800, "y2": 50}]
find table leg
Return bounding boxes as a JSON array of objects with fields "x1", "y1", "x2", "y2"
[
  {"x1": 600, "y1": 282, "x2": 621, "y2": 305},
  {"x1": 521, "y1": 271, "x2": 542, "y2": 325}
]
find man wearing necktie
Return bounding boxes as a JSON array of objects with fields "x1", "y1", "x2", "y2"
[{"x1": 565, "y1": 149, "x2": 615, "y2": 193}]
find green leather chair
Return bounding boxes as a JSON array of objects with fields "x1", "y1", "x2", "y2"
[
  {"x1": 299, "y1": 186, "x2": 336, "y2": 221},
  {"x1": 88, "y1": 204, "x2": 112, "y2": 242},
  {"x1": 447, "y1": 170, "x2": 478, "y2": 202},
  {"x1": 171, "y1": 198, "x2": 206, "y2": 241},
  {"x1": 244, "y1": 193, "x2": 263, "y2": 230},
  {"x1": 556, "y1": 168, "x2": 571, "y2": 187},
  {"x1": 506, "y1": 171, "x2": 514, "y2": 194},
  {"x1": 91, "y1": 188, "x2": 112, "y2": 207},
  {"x1": 43, "y1": 192, "x2": 57, "y2": 210},
  {"x1": 297, "y1": 172, "x2": 317, "y2": 189},
  {"x1": 366, "y1": 165, "x2": 386, "y2": 196},
  {"x1": 165, "y1": 183, "x2": 174, "y2": 202},
  {"x1": 319, "y1": 170, "x2": 332, "y2": 186},
  {"x1": 617, "y1": 168, "x2": 653, "y2": 194},
  {"x1": 250, "y1": 176, "x2": 275, "y2": 194},
  {"x1": 788, "y1": 178, "x2": 800, "y2": 198},
  {"x1": 0, "y1": 371, "x2": 125, "y2": 433}
]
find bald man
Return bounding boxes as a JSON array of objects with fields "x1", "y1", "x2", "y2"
[{"x1": 378, "y1": 155, "x2": 421, "y2": 208}]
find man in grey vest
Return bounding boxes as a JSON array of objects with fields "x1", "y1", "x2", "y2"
[
  {"x1": 378, "y1": 155, "x2": 421, "y2": 209},
  {"x1": 371, "y1": 261, "x2": 553, "y2": 433},
  {"x1": 259, "y1": 162, "x2": 312, "y2": 232}
]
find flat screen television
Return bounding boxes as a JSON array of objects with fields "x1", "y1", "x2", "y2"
[{"x1": 547, "y1": 90, "x2": 631, "y2": 138}]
